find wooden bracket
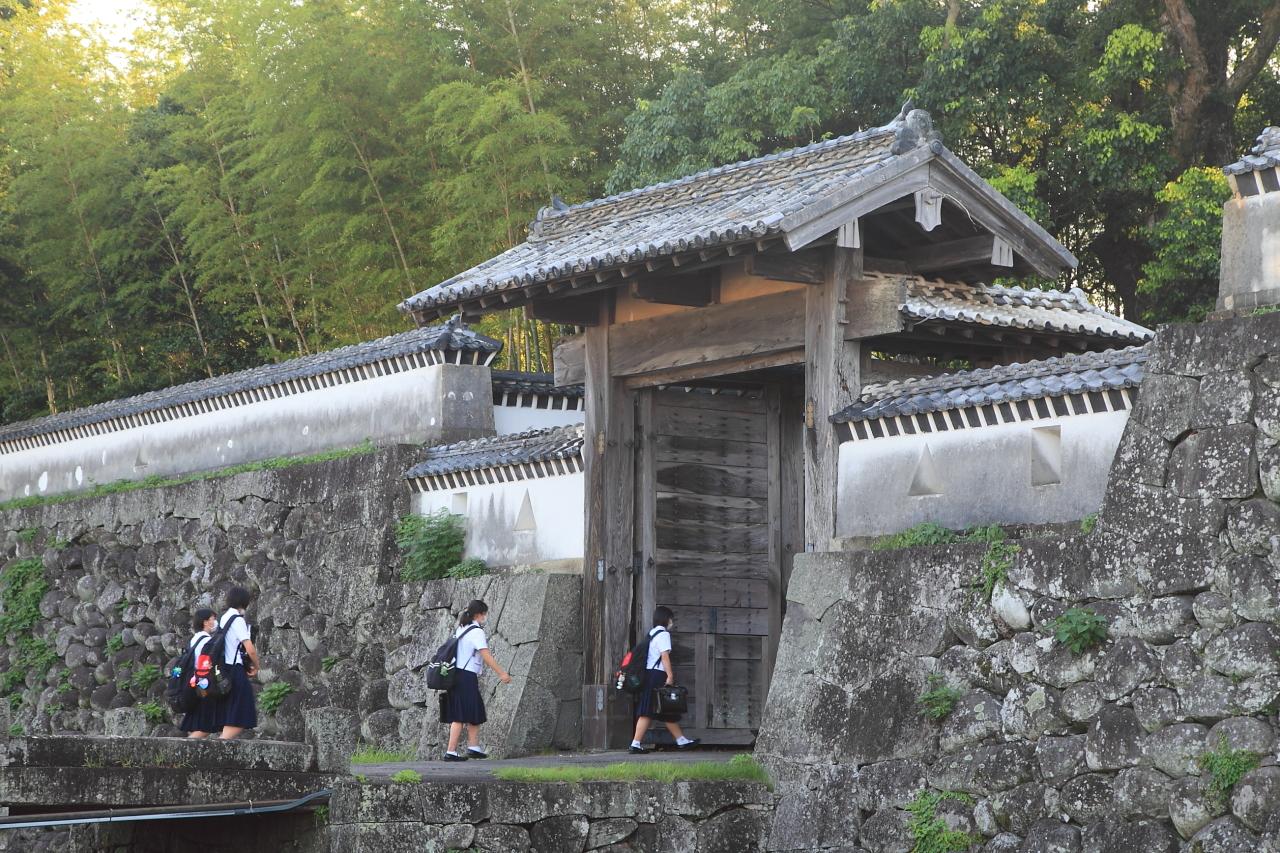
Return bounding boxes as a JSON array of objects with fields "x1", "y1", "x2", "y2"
[
  {"x1": 914, "y1": 188, "x2": 943, "y2": 231},
  {"x1": 526, "y1": 294, "x2": 602, "y2": 327},
  {"x1": 631, "y1": 269, "x2": 718, "y2": 306},
  {"x1": 745, "y1": 248, "x2": 825, "y2": 284}
]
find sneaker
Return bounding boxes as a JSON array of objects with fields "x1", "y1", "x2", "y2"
[
  {"x1": 628, "y1": 745, "x2": 651, "y2": 755},
  {"x1": 466, "y1": 747, "x2": 489, "y2": 759},
  {"x1": 442, "y1": 752, "x2": 468, "y2": 762},
  {"x1": 675, "y1": 739, "x2": 701, "y2": 750}
]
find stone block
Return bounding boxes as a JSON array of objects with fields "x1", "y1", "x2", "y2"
[
  {"x1": 1084, "y1": 706, "x2": 1144, "y2": 771},
  {"x1": 1169, "y1": 775, "x2": 1218, "y2": 839},
  {"x1": 1079, "y1": 818, "x2": 1178, "y2": 853},
  {"x1": 304, "y1": 706, "x2": 357, "y2": 773},
  {"x1": 1109, "y1": 421, "x2": 1172, "y2": 487},
  {"x1": 1059, "y1": 772, "x2": 1115, "y2": 823},
  {"x1": 1132, "y1": 687, "x2": 1180, "y2": 732},
  {"x1": 1204, "y1": 621, "x2": 1280, "y2": 678},
  {"x1": 1226, "y1": 555, "x2": 1280, "y2": 622},
  {"x1": 1207, "y1": 716, "x2": 1274, "y2": 757},
  {"x1": 104, "y1": 708, "x2": 146, "y2": 738},
  {"x1": 851, "y1": 759, "x2": 925, "y2": 812},
  {"x1": 1113, "y1": 766, "x2": 1175, "y2": 819},
  {"x1": 475, "y1": 823, "x2": 531, "y2": 853},
  {"x1": 1229, "y1": 765, "x2": 1280, "y2": 833},
  {"x1": 1021, "y1": 818, "x2": 1080, "y2": 853},
  {"x1": 530, "y1": 815, "x2": 588, "y2": 853},
  {"x1": 1145, "y1": 722, "x2": 1208, "y2": 777},
  {"x1": 419, "y1": 783, "x2": 488, "y2": 824},
  {"x1": 859, "y1": 807, "x2": 912, "y2": 853},
  {"x1": 1129, "y1": 373, "x2": 1199, "y2": 439},
  {"x1": 1095, "y1": 637, "x2": 1160, "y2": 700},
  {"x1": 1060, "y1": 683, "x2": 1103, "y2": 724},
  {"x1": 928, "y1": 743, "x2": 1035, "y2": 796},
  {"x1": 1192, "y1": 369, "x2": 1255, "y2": 426},
  {"x1": 1191, "y1": 591, "x2": 1234, "y2": 630},
  {"x1": 1001, "y1": 683, "x2": 1064, "y2": 738},
  {"x1": 1168, "y1": 423, "x2": 1259, "y2": 499},
  {"x1": 1187, "y1": 816, "x2": 1258, "y2": 851},
  {"x1": 939, "y1": 690, "x2": 1002, "y2": 752},
  {"x1": 1226, "y1": 498, "x2": 1280, "y2": 556},
  {"x1": 1034, "y1": 735, "x2": 1086, "y2": 787}
]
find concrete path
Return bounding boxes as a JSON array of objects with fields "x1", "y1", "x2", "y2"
[{"x1": 352, "y1": 748, "x2": 738, "y2": 783}]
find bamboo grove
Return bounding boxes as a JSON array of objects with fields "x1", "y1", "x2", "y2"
[{"x1": 1, "y1": 0, "x2": 1278, "y2": 425}]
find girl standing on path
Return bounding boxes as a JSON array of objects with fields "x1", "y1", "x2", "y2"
[
  {"x1": 630, "y1": 606, "x2": 700, "y2": 754},
  {"x1": 214, "y1": 586, "x2": 260, "y2": 740},
  {"x1": 179, "y1": 608, "x2": 219, "y2": 738},
  {"x1": 442, "y1": 599, "x2": 511, "y2": 761}
]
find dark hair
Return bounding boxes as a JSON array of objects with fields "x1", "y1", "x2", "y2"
[
  {"x1": 652, "y1": 606, "x2": 673, "y2": 628},
  {"x1": 226, "y1": 586, "x2": 251, "y2": 611},
  {"x1": 459, "y1": 599, "x2": 489, "y2": 626},
  {"x1": 192, "y1": 608, "x2": 216, "y2": 632}
]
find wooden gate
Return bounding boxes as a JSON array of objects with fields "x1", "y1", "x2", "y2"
[{"x1": 634, "y1": 385, "x2": 785, "y2": 744}]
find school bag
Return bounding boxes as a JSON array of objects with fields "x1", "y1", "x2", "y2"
[
  {"x1": 426, "y1": 624, "x2": 480, "y2": 691},
  {"x1": 197, "y1": 613, "x2": 244, "y2": 699},
  {"x1": 164, "y1": 634, "x2": 207, "y2": 714},
  {"x1": 613, "y1": 628, "x2": 666, "y2": 694}
]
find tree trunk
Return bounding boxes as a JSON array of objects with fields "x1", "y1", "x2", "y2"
[
  {"x1": 1092, "y1": 223, "x2": 1148, "y2": 322},
  {"x1": 1, "y1": 329, "x2": 24, "y2": 387},
  {"x1": 349, "y1": 137, "x2": 416, "y2": 297},
  {"x1": 152, "y1": 201, "x2": 214, "y2": 378},
  {"x1": 39, "y1": 348, "x2": 57, "y2": 415}
]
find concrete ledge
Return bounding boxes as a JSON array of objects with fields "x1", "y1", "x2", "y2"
[
  {"x1": 0, "y1": 766, "x2": 334, "y2": 808},
  {"x1": 5, "y1": 735, "x2": 313, "y2": 773}
]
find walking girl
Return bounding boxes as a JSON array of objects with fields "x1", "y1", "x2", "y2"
[
  {"x1": 442, "y1": 599, "x2": 511, "y2": 761},
  {"x1": 179, "y1": 608, "x2": 218, "y2": 738},
  {"x1": 630, "y1": 606, "x2": 699, "y2": 754},
  {"x1": 214, "y1": 586, "x2": 260, "y2": 740}
]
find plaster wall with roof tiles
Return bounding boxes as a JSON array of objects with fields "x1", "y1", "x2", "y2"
[
  {"x1": 759, "y1": 312, "x2": 1280, "y2": 852},
  {"x1": 0, "y1": 363, "x2": 496, "y2": 503},
  {"x1": 835, "y1": 408, "x2": 1129, "y2": 538}
]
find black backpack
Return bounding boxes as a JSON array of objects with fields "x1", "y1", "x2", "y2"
[
  {"x1": 613, "y1": 628, "x2": 666, "y2": 694},
  {"x1": 426, "y1": 624, "x2": 480, "y2": 691},
  {"x1": 164, "y1": 635, "x2": 207, "y2": 714},
  {"x1": 200, "y1": 613, "x2": 244, "y2": 699}
]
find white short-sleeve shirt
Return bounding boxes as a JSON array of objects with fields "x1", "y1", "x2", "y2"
[
  {"x1": 218, "y1": 609, "x2": 251, "y2": 665},
  {"x1": 646, "y1": 627, "x2": 671, "y2": 671},
  {"x1": 189, "y1": 631, "x2": 211, "y2": 655},
  {"x1": 455, "y1": 624, "x2": 488, "y2": 675}
]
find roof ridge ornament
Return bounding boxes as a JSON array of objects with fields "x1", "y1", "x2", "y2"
[{"x1": 888, "y1": 100, "x2": 943, "y2": 155}]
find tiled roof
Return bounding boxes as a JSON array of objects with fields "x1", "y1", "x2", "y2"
[
  {"x1": 898, "y1": 278, "x2": 1153, "y2": 343},
  {"x1": 1224, "y1": 127, "x2": 1280, "y2": 176},
  {"x1": 0, "y1": 321, "x2": 501, "y2": 448},
  {"x1": 400, "y1": 126, "x2": 901, "y2": 316},
  {"x1": 404, "y1": 424, "x2": 584, "y2": 478},
  {"x1": 490, "y1": 371, "x2": 584, "y2": 398},
  {"x1": 833, "y1": 345, "x2": 1148, "y2": 424}
]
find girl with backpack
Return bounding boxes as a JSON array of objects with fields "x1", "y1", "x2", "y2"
[
  {"x1": 442, "y1": 599, "x2": 511, "y2": 761},
  {"x1": 179, "y1": 608, "x2": 219, "y2": 738},
  {"x1": 213, "y1": 586, "x2": 260, "y2": 740},
  {"x1": 630, "y1": 606, "x2": 699, "y2": 754}
]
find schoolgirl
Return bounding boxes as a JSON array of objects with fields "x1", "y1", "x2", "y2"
[
  {"x1": 442, "y1": 599, "x2": 511, "y2": 761},
  {"x1": 630, "y1": 606, "x2": 699, "y2": 754},
  {"x1": 213, "y1": 586, "x2": 260, "y2": 740},
  {"x1": 179, "y1": 608, "x2": 219, "y2": 738}
]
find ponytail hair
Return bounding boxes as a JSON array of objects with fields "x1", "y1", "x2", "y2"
[{"x1": 459, "y1": 599, "x2": 489, "y2": 626}]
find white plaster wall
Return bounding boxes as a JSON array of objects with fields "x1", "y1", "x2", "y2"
[
  {"x1": 0, "y1": 367, "x2": 450, "y2": 501},
  {"x1": 835, "y1": 410, "x2": 1130, "y2": 537},
  {"x1": 493, "y1": 404, "x2": 584, "y2": 435},
  {"x1": 413, "y1": 473, "x2": 584, "y2": 569}
]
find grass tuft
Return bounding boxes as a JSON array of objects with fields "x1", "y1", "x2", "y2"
[
  {"x1": 396, "y1": 510, "x2": 465, "y2": 582},
  {"x1": 1079, "y1": 513, "x2": 1098, "y2": 535},
  {"x1": 138, "y1": 700, "x2": 168, "y2": 725},
  {"x1": 493, "y1": 753, "x2": 770, "y2": 787},
  {"x1": 258, "y1": 682, "x2": 293, "y2": 714},
  {"x1": 349, "y1": 746, "x2": 417, "y2": 764},
  {"x1": 906, "y1": 790, "x2": 976, "y2": 853},
  {"x1": 1198, "y1": 736, "x2": 1258, "y2": 810},
  {"x1": 389, "y1": 769, "x2": 423, "y2": 784},
  {"x1": 917, "y1": 675, "x2": 962, "y2": 721},
  {"x1": 873, "y1": 522, "x2": 1008, "y2": 552},
  {"x1": 1052, "y1": 607, "x2": 1109, "y2": 655}
]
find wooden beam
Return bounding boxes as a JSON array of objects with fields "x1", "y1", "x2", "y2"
[
  {"x1": 526, "y1": 294, "x2": 603, "y2": 327},
  {"x1": 804, "y1": 247, "x2": 862, "y2": 549},
  {"x1": 622, "y1": 348, "x2": 804, "y2": 389},
  {"x1": 581, "y1": 295, "x2": 635, "y2": 750},
  {"x1": 607, "y1": 289, "x2": 806, "y2": 378},
  {"x1": 631, "y1": 269, "x2": 718, "y2": 307},
  {"x1": 553, "y1": 334, "x2": 585, "y2": 386},
  {"x1": 844, "y1": 276, "x2": 906, "y2": 340},
  {"x1": 745, "y1": 249, "x2": 825, "y2": 284},
  {"x1": 894, "y1": 235, "x2": 996, "y2": 273}
]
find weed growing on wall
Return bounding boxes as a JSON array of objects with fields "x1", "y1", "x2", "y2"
[
  {"x1": 1198, "y1": 736, "x2": 1258, "y2": 810},
  {"x1": 396, "y1": 510, "x2": 466, "y2": 582},
  {"x1": 917, "y1": 675, "x2": 962, "y2": 721},
  {"x1": 105, "y1": 634, "x2": 125, "y2": 655},
  {"x1": 905, "y1": 791, "x2": 975, "y2": 853},
  {"x1": 139, "y1": 701, "x2": 168, "y2": 725},
  {"x1": 390, "y1": 769, "x2": 423, "y2": 784},
  {"x1": 0, "y1": 440, "x2": 376, "y2": 513},
  {"x1": 16, "y1": 527, "x2": 39, "y2": 544},
  {"x1": 0, "y1": 558, "x2": 51, "y2": 700},
  {"x1": 447, "y1": 557, "x2": 487, "y2": 579},
  {"x1": 350, "y1": 746, "x2": 417, "y2": 764},
  {"x1": 977, "y1": 541, "x2": 1020, "y2": 604},
  {"x1": 130, "y1": 664, "x2": 161, "y2": 695},
  {"x1": 258, "y1": 682, "x2": 294, "y2": 714},
  {"x1": 1052, "y1": 608, "x2": 1109, "y2": 654},
  {"x1": 321, "y1": 656, "x2": 339, "y2": 672},
  {"x1": 1079, "y1": 514, "x2": 1098, "y2": 535},
  {"x1": 873, "y1": 523, "x2": 1008, "y2": 551}
]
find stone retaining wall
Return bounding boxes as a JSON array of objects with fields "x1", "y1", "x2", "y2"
[
  {"x1": 758, "y1": 313, "x2": 1280, "y2": 851},
  {"x1": 0, "y1": 447, "x2": 582, "y2": 759}
]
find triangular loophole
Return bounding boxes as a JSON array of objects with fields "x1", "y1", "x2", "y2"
[
  {"x1": 908, "y1": 445, "x2": 943, "y2": 496},
  {"x1": 514, "y1": 490, "x2": 537, "y2": 532}
]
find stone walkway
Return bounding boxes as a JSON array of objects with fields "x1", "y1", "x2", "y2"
[{"x1": 352, "y1": 748, "x2": 737, "y2": 783}]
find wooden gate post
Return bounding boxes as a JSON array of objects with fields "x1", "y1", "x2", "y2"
[
  {"x1": 803, "y1": 246, "x2": 863, "y2": 550},
  {"x1": 582, "y1": 298, "x2": 636, "y2": 749}
]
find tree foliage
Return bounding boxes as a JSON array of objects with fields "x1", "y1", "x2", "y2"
[{"x1": 0, "y1": 0, "x2": 1276, "y2": 426}]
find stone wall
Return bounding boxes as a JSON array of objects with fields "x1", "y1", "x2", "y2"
[
  {"x1": 759, "y1": 313, "x2": 1280, "y2": 851},
  {"x1": 0, "y1": 447, "x2": 582, "y2": 759}
]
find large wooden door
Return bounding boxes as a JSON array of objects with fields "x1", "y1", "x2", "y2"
[{"x1": 635, "y1": 385, "x2": 783, "y2": 744}]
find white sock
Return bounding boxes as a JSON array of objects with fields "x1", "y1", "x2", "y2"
[
  {"x1": 445, "y1": 750, "x2": 458, "y2": 756},
  {"x1": 631, "y1": 740, "x2": 642, "y2": 748},
  {"x1": 677, "y1": 736, "x2": 693, "y2": 745}
]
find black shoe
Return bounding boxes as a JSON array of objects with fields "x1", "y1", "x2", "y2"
[
  {"x1": 442, "y1": 752, "x2": 468, "y2": 762},
  {"x1": 675, "y1": 739, "x2": 701, "y2": 750},
  {"x1": 629, "y1": 745, "x2": 650, "y2": 755},
  {"x1": 466, "y1": 747, "x2": 489, "y2": 759}
]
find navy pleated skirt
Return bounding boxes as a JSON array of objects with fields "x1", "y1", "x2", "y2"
[
  {"x1": 214, "y1": 664, "x2": 258, "y2": 730},
  {"x1": 441, "y1": 670, "x2": 487, "y2": 725},
  {"x1": 179, "y1": 694, "x2": 220, "y2": 733},
  {"x1": 635, "y1": 669, "x2": 680, "y2": 720}
]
